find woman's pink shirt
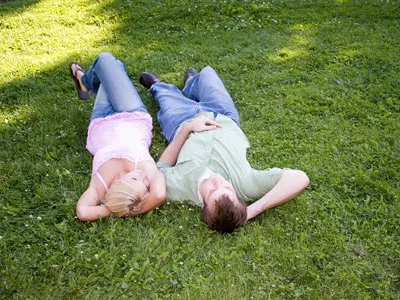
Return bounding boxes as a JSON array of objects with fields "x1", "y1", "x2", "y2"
[{"x1": 86, "y1": 111, "x2": 154, "y2": 174}]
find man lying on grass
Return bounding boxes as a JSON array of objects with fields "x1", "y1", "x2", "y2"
[{"x1": 139, "y1": 66, "x2": 310, "y2": 233}]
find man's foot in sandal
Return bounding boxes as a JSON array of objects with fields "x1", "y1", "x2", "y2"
[{"x1": 69, "y1": 62, "x2": 89, "y2": 100}]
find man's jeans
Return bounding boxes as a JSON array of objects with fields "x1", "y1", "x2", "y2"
[
  {"x1": 150, "y1": 66, "x2": 240, "y2": 143},
  {"x1": 81, "y1": 52, "x2": 147, "y2": 121}
]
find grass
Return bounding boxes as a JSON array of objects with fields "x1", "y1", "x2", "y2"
[{"x1": 0, "y1": 0, "x2": 399, "y2": 298}]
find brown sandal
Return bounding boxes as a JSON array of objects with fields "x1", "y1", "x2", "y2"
[{"x1": 69, "y1": 62, "x2": 89, "y2": 100}]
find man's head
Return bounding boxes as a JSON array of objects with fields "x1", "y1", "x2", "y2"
[{"x1": 199, "y1": 173, "x2": 247, "y2": 233}]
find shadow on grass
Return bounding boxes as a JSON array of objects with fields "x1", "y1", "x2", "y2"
[
  {"x1": 0, "y1": 57, "x2": 91, "y2": 219},
  {"x1": 0, "y1": 1, "x2": 399, "y2": 298},
  {"x1": 0, "y1": 0, "x2": 39, "y2": 15},
  {"x1": 1, "y1": 0, "x2": 399, "y2": 220}
]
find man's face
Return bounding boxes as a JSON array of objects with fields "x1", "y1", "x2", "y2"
[{"x1": 199, "y1": 173, "x2": 238, "y2": 208}]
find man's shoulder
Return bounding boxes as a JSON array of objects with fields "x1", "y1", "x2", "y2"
[
  {"x1": 162, "y1": 162, "x2": 205, "y2": 206},
  {"x1": 157, "y1": 160, "x2": 206, "y2": 181}
]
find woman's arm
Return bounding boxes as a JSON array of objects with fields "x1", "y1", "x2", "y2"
[
  {"x1": 76, "y1": 179, "x2": 111, "y2": 221},
  {"x1": 246, "y1": 170, "x2": 310, "y2": 221},
  {"x1": 139, "y1": 169, "x2": 166, "y2": 214}
]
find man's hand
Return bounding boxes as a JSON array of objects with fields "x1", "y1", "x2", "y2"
[
  {"x1": 159, "y1": 116, "x2": 221, "y2": 167},
  {"x1": 186, "y1": 115, "x2": 221, "y2": 133},
  {"x1": 246, "y1": 170, "x2": 309, "y2": 221}
]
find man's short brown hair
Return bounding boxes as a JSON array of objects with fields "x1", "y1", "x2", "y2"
[{"x1": 200, "y1": 194, "x2": 247, "y2": 233}]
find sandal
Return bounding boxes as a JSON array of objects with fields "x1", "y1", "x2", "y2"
[{"x1": 69, "y1": 62, "x2": 89, "y2": 100}]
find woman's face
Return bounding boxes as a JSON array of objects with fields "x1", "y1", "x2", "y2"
[{"x1": 122, "y1": 170, "x2": 150, "y2": 199}]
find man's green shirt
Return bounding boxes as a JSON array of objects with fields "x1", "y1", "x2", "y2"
[{"x1": 156, "y1": 112, "x2": 285, "y2": 206}]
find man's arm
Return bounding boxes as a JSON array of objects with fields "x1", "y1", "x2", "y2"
[
  {"x1": 246, "y1": 170, "x2": 309, "y2": 221},
  {"x1": 158, "y1": 116, "x2": 221, "y2": 166}
]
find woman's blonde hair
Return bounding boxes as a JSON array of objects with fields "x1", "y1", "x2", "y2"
[{"x1": 104, "y1": 179, "x2": 143, "y2": 217}]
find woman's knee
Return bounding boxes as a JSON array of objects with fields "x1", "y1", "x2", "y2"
[
  {"x1": 95, "y1": 52, "x2": 124, "y2": 70},
  {"x1": 95, "y1": 52, "x2": 119, "y2": 66},
  {"x1": 200, "y1": 65, "x2": 214, "y2": 74},
  {"x1": 97, "y1": 52, "x2": 115, "y2": 60}
]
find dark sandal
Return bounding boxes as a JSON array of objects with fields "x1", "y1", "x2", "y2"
[{"x1": 69, "y1": 62, "x2": 89, "y2": 100}]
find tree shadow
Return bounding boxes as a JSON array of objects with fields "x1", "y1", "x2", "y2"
[
  {"x1": 1, "y1": 1, "x2": 399, "y2": 298},
  {"x1": 0, "y1": 0, "x2": 39, "y2": 16},
  {"x1": 1, "y1": 0, "x2": 398, "y2": 217}
]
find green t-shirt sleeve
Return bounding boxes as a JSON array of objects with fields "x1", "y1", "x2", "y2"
[
  {"x1": 240, "y1": 167, "x2": 286, "y2": 201},
  {"x1": 156, "y1": 161, "x2": 182, "y2": 201},
  {"x1": 156, "y1": 161, "x2": 200, "y2": 204},
  {"x1": 156, "y1": 161, "x2": 171, "y2": 172}
]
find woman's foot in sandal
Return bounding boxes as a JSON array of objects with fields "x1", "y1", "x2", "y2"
[{"x1": 69, "y1": 62, "x2": 89, "y2": 100}]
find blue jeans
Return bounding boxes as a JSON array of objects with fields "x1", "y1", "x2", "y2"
[
  {"x1": 150, "y1": 66, "x2": 240, "y2": 142},
  {"x1": 81, "y1": 52, "x2": 148, "y2": 120}
]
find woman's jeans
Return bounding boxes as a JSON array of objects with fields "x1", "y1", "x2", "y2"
[
  {"x1": 81, "y1": 52, "x2": 147, "y2": 120},
  {"x1": 150, "y1": 66, "x2": 240, "y2": 143}
]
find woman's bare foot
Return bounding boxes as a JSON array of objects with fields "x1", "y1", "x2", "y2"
[
  {"x1": 71, "y1": 63, "x2": 87, "y2": 92},
  {"x1": 69, "y1": 62, "x2": 89, "y2": 100}
]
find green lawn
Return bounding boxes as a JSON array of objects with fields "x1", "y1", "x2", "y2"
[{"x1": 1, "y1": 0, "x2": 399, "y2": 298}]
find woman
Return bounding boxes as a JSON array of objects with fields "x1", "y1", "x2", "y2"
[{"x1": 69, "y1": 52, "x2": 165, "y2": 221}]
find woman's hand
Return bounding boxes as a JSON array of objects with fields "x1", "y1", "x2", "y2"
[{"x1": 76, "y1": 185, "x2": 111, "y2": 221}]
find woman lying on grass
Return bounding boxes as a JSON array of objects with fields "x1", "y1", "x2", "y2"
[{"x1": 69, "y1": 52, "x2": 166, "y2": 221}]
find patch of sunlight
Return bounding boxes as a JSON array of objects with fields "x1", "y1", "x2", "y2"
[
  {"x1": 271, "y1": 48, "x2": 305, "y2": 63},
  {"x1": 158, "y1": 72, "x2": 183, "y2": 84},
  {"x1": 0, "y1": 0, "x2": 117, "y2": 83},
  {"x1": 291, "y1": 24, "x2": 312, "y2": 32},
  {"x1": 335, "y1": 0, "x2": 347, "y2": 3},
  {"x1": 0, "y1": 105, "x2": 34, "y2": 126},
  {"x1": 270, "y1": 25, "x2": 313, "y2": 63}
]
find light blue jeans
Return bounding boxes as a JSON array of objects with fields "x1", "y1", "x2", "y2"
[
  {"x1": 150, "y1": 66, "x2": 240, "y2": 142},
  {"x1": 81, "y1": 52, "x2": 148, "y2": 121}
]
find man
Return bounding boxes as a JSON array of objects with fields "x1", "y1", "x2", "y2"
[{"x1": 139, "y1": 66, "x2": 309, "y2": 233}]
